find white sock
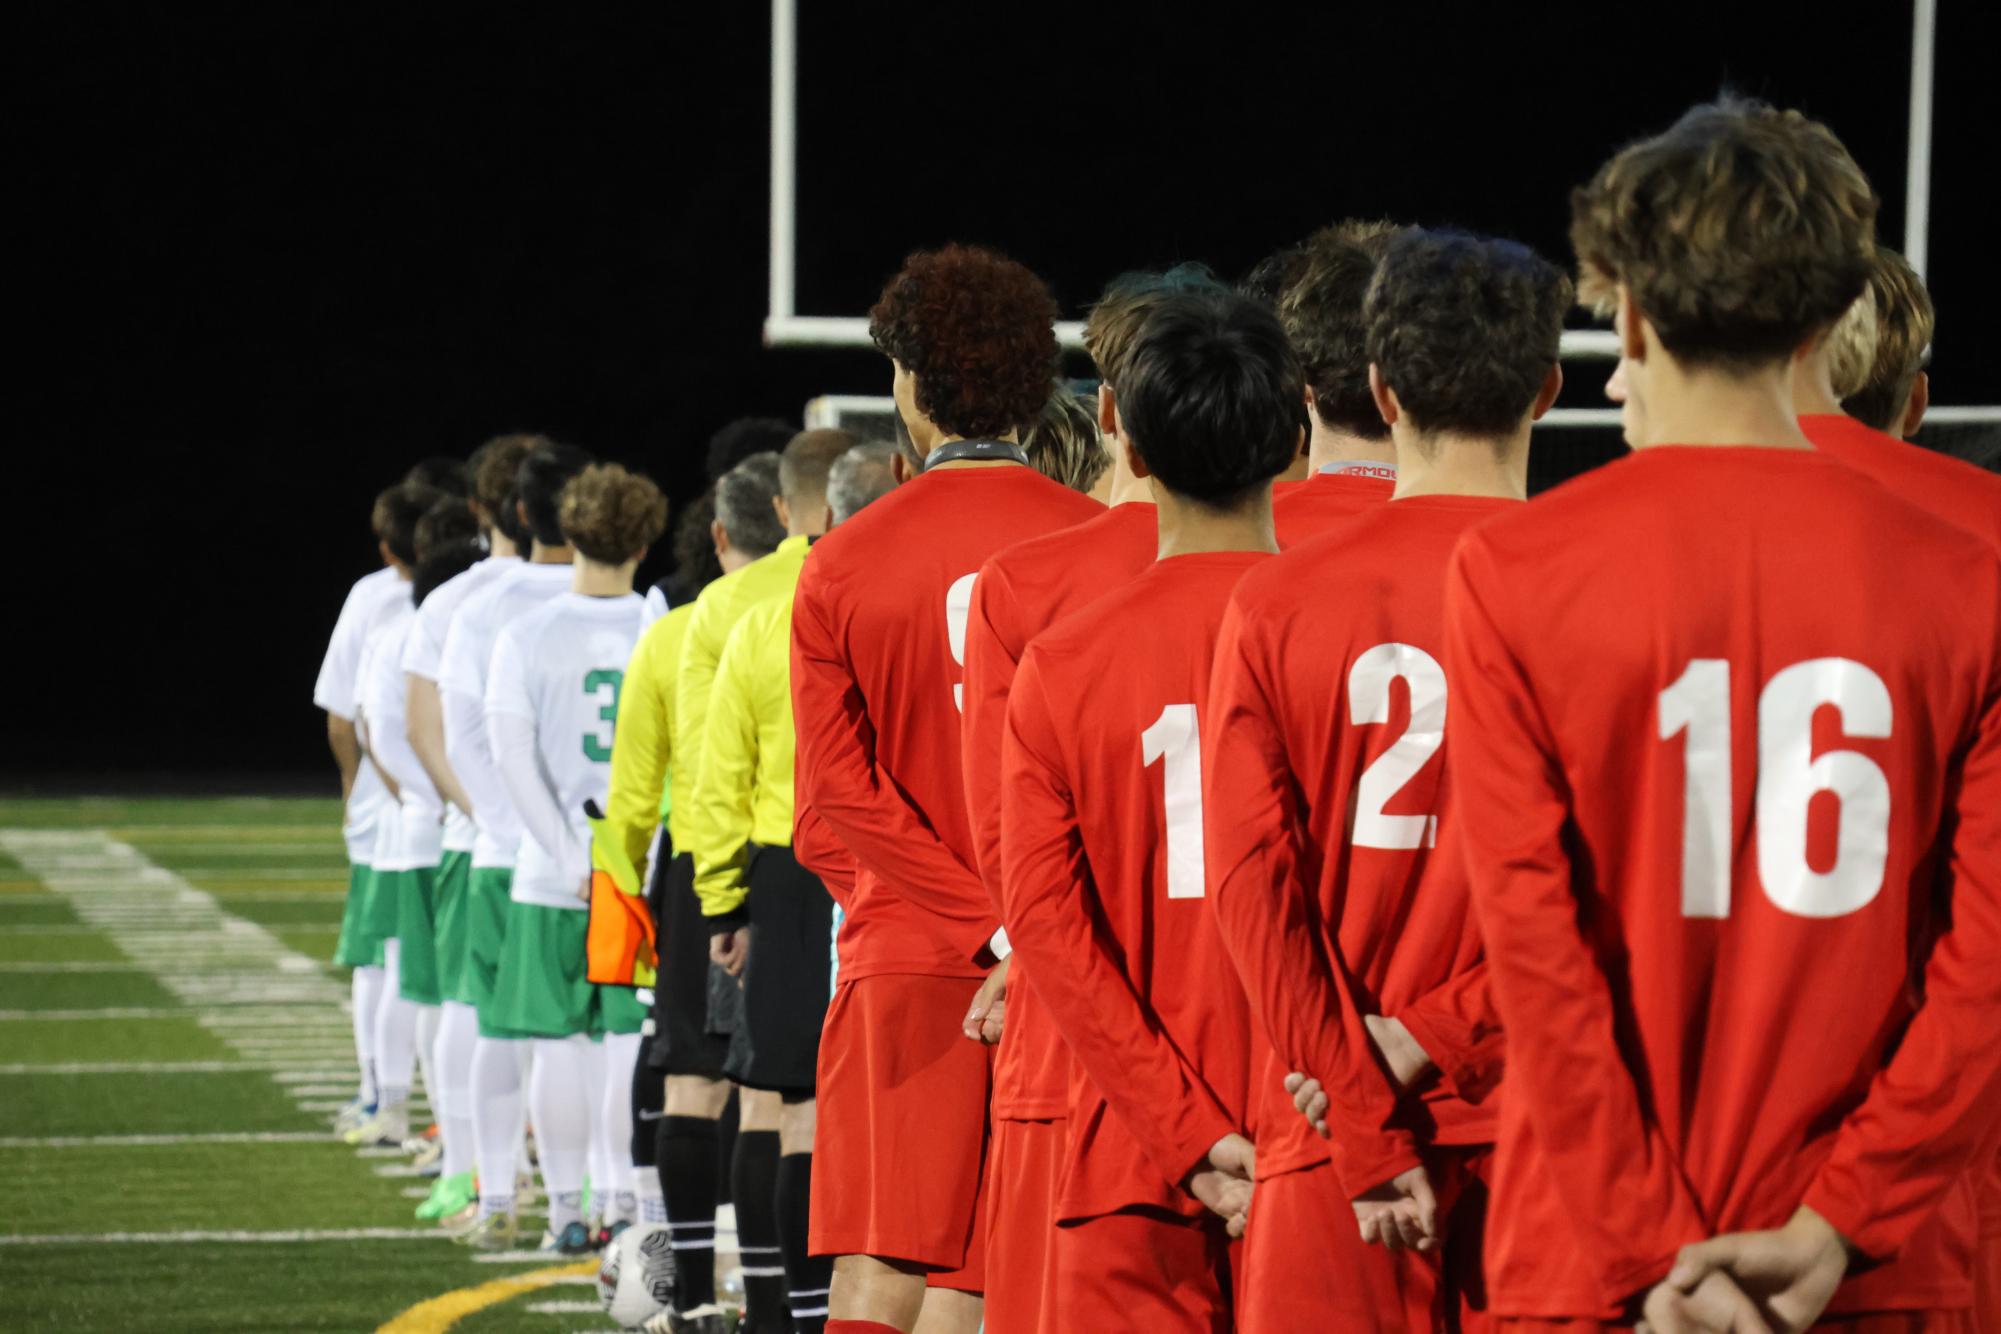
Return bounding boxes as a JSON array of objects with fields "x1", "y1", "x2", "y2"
[
  {"x1": 350, "y1": 965, "x2": 385, "y2": 1105},
  {"x1": 601, "y1": 1030, "x2": 642, "y2": 1208},
  {"x1": 373, "y1": 940, "x2": 420, "y2": 1125},
  {"x1": 529, "y1": 1035, "x2": 596, "y2": 1233},
  {"x1": 436, "y1": 1001, "x2": 479, "y2": 1181},
  {"x1": 638, "y1": 1172, "x2": 666, "y2": 1223},
  {"x1": 413, "y1": 1003, "x2": 440, "y2": 1129},
  {"x1": 472, "y1": 1035, "x2": 524, "y2": 1209}
]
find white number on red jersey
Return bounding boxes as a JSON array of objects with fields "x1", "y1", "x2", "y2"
[
  {"x1": 1659, "y1": 656, "x2": 1892, "y2": 919},
  {"x1": 1348, "y1": 644, "x2": 1446, "y2": 849},
  {"x1": 1141, "y1": 703, "x2": 1205, "y2": 899},
  {"x1": 946, "y1": 573, "x2": 977, "y2": 712}
]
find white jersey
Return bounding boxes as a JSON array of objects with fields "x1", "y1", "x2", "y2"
[
  {"x1": 360, "y1": 606, "x2": 443, "y2": 873},
  {"x1": 404, "y1": 555, "x2": 517, "y2": 853},
  {"x1": 437, "y1": 562, "x2": 576, "y2": 868},
  {"x1": 641, "y1": 583, "x2": 671, "y2": 631},
  {"x1": 333, "y1": 573, "x2": 412, "y2": 863},
  {"x1": 485, "y1": 592, "x2": 646, "y2": 910}
]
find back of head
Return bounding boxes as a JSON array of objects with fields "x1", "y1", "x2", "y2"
[
  {"x1": 1022, "y1": 385, "x2": 1109, "y2": 494},
  {"x1": 559, "y1": 463, "x2": 671, "y2": 566},
  {"x1": 414, "y1": 541, "x2": 484, "y2": 605},
  {"x1": 405, "y1": 456, "x2": 472, "y2": 497},
  {"x1": 516, "y1": 441, "x2": 595, "y2": 548},
  {"x1": 372, "y1": 480, "x2": 445, "y2": 566},
  {"x1": 1838, "y1": 248, "x2": 1934, "y2": 432},
  {"x1": 472, "y1": 433, "x2": 548, "y2": 536},
  {"x1": 715, "y1": 452, "x2": 786, "y2": 558},
  {"x1": 828, "y1": 442, "x2": 900, "y2": 523},
  {"x1": 870, "y1": 243, "x2": 1059, "y2": 439},
  {"x1": 780, "y1": 428, "x2": 861, "y2": 510},
  {"x1": 1365, "y1": 228, "x2": 1572, "y2": 439},
  {"x1": 1238, "y1": 243, "x2": 1310, "y2": 312},
  {"x1": 670, "y1": 487, "x2": 724, "y2": 602},
  {"x1": 706, "y1": 418, "x2": 798, "y2": 483},
  {"x1": 1570, "y1": 97, "x2": 1877, "y2": 371},
  {"x1": 414, "y1": 496, "x2": 482, "y2": 564},
  {"x1": 1120, "y1": 289, "x2": 1304, "y2": 506},
  {"x1": 1083, "y1": 263, "x2": 1225, "y2": 396},
  {"x1": 1279, "y1": 220, "x2": 1402, "y2": 437}
]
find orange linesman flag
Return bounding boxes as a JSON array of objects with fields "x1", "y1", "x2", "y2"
[{"x1": 583, "y1": 801, "x2": 657, "y2": 988}]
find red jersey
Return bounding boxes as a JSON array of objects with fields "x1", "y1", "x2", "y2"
[
  {"x1": 1001, "y1": 552, "x2": 1268, "y2": 1220},
  {"x1": 1804, "y1": 413, "x2": 2001, "y2": 551},
  {"x1": 791, "y1": 794, "x2": 854, "y2": 907},
  {"x1": 1204, "y1": 495, "x2": 1516, "y2": 1192},
  {"x1": 1272, "y1": 466, "x2": 1395, "y2": 546},
  {"x1": 1444, "y1": 446, "x2": 2001, "y2": 1318},
  {"x1": 962, "y1": 501, "x2": 1157, "y2": 1119},
  {"x1": 791, "y1": 464, "x2": 1103, "y2": 980}
]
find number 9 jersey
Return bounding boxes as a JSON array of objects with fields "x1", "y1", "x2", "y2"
[{"x1": 1443, "y1": 445, "x2": 2001, "y2": 1321}]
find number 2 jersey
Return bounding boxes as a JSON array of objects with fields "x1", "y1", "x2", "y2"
[
  {"x1": 1001, "y1": 551, "x2": 1267, "y2": 1220},
  {"x1": 1443, "y1": 446, "x2": 2001, "y2": 1318},
  {"x1": 484, "y1": 591, "x2": 646, "y2": 910},
  {"x1": 790, "y1": 464, "x2": 1103, "y2": 981}
]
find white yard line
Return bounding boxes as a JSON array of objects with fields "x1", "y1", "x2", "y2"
[
  {"x1": 524, "y1": 1301, "x2": 602, "y2": 1314},
  {"x1": 0, "y1": 961, "x2": 145, "y2": 973},
  {"x1": 0, "y1": 1060, "x2": 336, "y2": 1075},
  {"x1": 0, "y1": 1131, "x2": 330, "y2": 1148},
  {"x1": 0, "y1": 1228, "x2": 445, "y2": 1246}
]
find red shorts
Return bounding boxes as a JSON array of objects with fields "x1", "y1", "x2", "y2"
[
  {"x1": 809, "y1": 973, "x2": 991, "y2": 1284},
  {"x1": 982, "y1": 1117, "x2": 1064, "y2": 1334},
  {"x1": 1239, "y1": 1153, "x2": 1490, "y2": 1333},
  {"x1": 1500, "y1": 1318, "x2": 1971, "y2": 1333},
  {"x1": 1050, "y1": 1206, "x2": 1234, "y2": 1333},
  {"x1": 1977, "y1": 1149, "x2": 2001, "y2": 1332}
]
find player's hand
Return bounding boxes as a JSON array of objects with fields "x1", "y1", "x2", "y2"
[
  {"x1": 1282, "y1": 1070, "x2": 1330, "y2": 1138},
  {"x1": 1352, "y1": 1164, "x2": 1437, "y2": 1253},
  {"x1": 1638, "y1": 1268, "x2": 1772, "y2": 1334},
  {"x1": 1364, "y1": 1014, "x2": 1433, "y2": 1090},
  {"x1": 962, "y1": 956, "x2": 1009, "y2": 1045},
  {"x1": 1186, "y1": 1133, "x2": 1256, "y2": 1237},
  {"x1": 710, "y1": 927, "x2": 750, "y2": 978},
  {"x1": 1657, "y1": 1207, "x2": 1850, "y2": 1334}
]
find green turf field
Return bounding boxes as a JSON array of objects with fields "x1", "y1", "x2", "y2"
[{"x1": 0, "y1": 797, "x2": 634, "y2": 1333}]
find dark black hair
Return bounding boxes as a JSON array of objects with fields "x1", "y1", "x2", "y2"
[
  {"x1": 371, "y1": 480, "x2": 445, "y2": 567},
  {"x1": 705, "y1": 417, "x2": 796, "y2": 483},
  {"x1": 1365, "y1": 228, "x2": 1572, "y2": 439},
  {"x1": 413, "y1": 541, "x2": 484, "y2": 606},
  {"x1": 414, "y1": 496, "x2": 481, "y2": 564},
  {"x1": 404, "y1": 456, "x2": 472, "y2": 497},
  {"x1": 668, "y1": 485, "x2": 723, "y2": 603},
  {"x1": 515, "y1": 441, "x2": 595, "y2": 548},
  {"x1": 491, "y1": 486, "x2": 531, "y2": 549},
  {"x1": 1119, "y1": 290, "x2": 1304, "y2": 507}
]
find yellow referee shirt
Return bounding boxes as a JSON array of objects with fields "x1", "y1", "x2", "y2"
[
  {"x1": 673, "y1": 534, "x2": 812, "y2": 794},
  {"x1": 688, "y1": 589, "x2": 800, "y2": 921},
  {"x1": 604, "y1": 602, "x2": 695, "y2": 880}
]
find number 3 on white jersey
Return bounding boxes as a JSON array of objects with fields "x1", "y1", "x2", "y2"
[
  {"x1": 1142, "y1": 704, "x2": 1205, "y2": 899},
  {"x1": 1658, "y1": 656, "x2": 1891, "y2": 920},
  {"x1": 1348, "y1": 644, "x2": 1447, "y2": 849}
]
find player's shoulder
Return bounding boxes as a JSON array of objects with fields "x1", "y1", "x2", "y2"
[{"x1": 984, "y1": 501, "x2": 1151, "y2": 583}]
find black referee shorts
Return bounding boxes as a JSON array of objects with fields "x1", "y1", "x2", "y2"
[
  {"x1": 722, "y1": 843, "x2": 835, "y2": 1097},
  {"x1": 648, "y1": 848, "x2": 729, "y2": 1079}
]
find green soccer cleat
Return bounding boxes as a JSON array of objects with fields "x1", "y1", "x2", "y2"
[{"x1": 415, "y1": 1170, "x2": 474, "y2": 1221}]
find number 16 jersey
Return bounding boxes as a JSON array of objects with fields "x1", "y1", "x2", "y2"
[{"x1": 1444, "y1": 446, "x2": 2001, "y2": 1319}]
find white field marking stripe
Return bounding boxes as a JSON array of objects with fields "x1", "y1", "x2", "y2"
[
  {"x1": 0, "y1": 1060, "x2": 341, "y2": 1075},
  {"x1": 474, "y1": 1250, "x2": 581, "y2": 1264},
  {"x1": 0, "y1": 1228, "x2": 443, "y2": 1246},
  {"x1": 0, "y1": 926, "x2": 99, "y2": 935},
  {"x1": 0, "y1": 1131, "x2": 328, "y2": 1148},
  {"x1": 524, "y1": 1301, "x2": 602, "y2": 1314},
  {"x1": 0, "y1": 961, "x2": 145, "y2": 972},
  {"x1": 0, "y1": 1009, "x2": 205, "y2": 1021}
]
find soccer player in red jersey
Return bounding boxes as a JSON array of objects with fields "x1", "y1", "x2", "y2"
[
  {"x1": 999, "y1": 286, "x2": 1306, "y2": 1332},
  {"x1": 790, "y1": 244, "x2": 1102, "y2": 1334},
  {"x1": 1267, "y1": 220, "x2": 1402, "y2": 543},
  {"x1": 1205, "y1": 226, "x2": 1570, "y2": 1333},
  {"x1": 957, "y1": 264, "x2": 1219, "y2": 1334},
  {"x1": 1445, "y1": 100, "x2": 2001, "y2": 1331}
]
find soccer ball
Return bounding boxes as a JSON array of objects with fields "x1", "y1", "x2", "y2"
[{"x1": 597, "y1": 1222, "x2": 677, "y2": 1329}]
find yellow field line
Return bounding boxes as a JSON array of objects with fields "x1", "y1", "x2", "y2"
[{"x1": 376, "y1": 1259, "x2": 596, "y2": 1333}]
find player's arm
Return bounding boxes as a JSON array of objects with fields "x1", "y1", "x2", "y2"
[
  {"x1": 407, "y1": 673, "x2": 475, "y2": 816},
  {"x1": 671, "y1": 596, "x2": 726, "y2": 797},
  {"x1": 791, "y1": 795, "x2": 854, "y2": 909},
  {"x1": 689, "y1": 617, "x2": 760, "y2": 933},
  {"x1": 789, "y1": 559, "x2": 996, "y2": 961},
  {"x1": 1201, "y1": 602, "x2": 1419, "y2": 1196},
  {"x1": 354, "y1": 706, "x2": 402, "y2": 802},
  {"x1": 1002, "y1": 652, "x2": 1237, "y2": 1190},
  {"x1": 484, "y1": 638, "x2": 584, "y2": 894},
  {"x1": 1444, "y1": 534, "x2": 1710, "y2": 1309},
  {"x1": 326, "y1": 712, "x2": 361, "y2": 803},
  {"x1": 959, "y1": 560, "x2": 1020, "y2": 912},
  {"x1": 604, "y1": 624, "x2": 672, "y2": 883},
  {"x1": 1395, "y1": 946, "x2": 1505, "y2": 1105},
  {"x1": 315, "y1": 585, "x2": 367, "y2": 802}
]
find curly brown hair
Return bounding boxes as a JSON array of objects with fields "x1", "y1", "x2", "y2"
[
  {"x1": 470, "y1": 433, "x2": 548, "y2": 518},
  {"x1": 868, "y1": 244, "x2": 1058, "y2": 440},
  {"x1": 558, "y1": 463, "x2": 669, "y2": 565},
  {"x1": 1839, "y1": 247, "x2": 1933, "y2": 432},
  {"x1": 1571, "y1": 98, "x2": 1877, "y2": 371},
  {"x1": 1278, "y1": 220, "x2": 1401, "y2": 439}
]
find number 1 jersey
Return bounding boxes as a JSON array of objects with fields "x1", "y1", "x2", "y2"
[{"x1": 1443, "y1": 446, "x2": 2001, "y2": 1318}]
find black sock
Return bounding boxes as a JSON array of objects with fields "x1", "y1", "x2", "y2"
[
  {"x1": 732, "y1": 1129, "x2": 787, "y2": 1331},
  {"x1": 631, "y1": 1053, "x2": 662, "y2": 1169},
  {"x1": 778, "y1": 1152, "x2": 829, "y2": 1334},
  {"x1": 659, "y1": 1114, "x2": 720, "y2": 1311}
]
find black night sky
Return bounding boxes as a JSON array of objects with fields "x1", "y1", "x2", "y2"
[{"x1": 15, "y1": 3, "x2": 1998, "y2": 786}]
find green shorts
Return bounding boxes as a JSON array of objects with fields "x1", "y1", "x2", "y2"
[
  {"x1": 393, "y1": 863, "x2": 442, "y2": 1005},
  {"x1": 332, "y1": 863, "x2": 377, "y2": 968},
  {"x1": 432, "y1": 851, "x2": 473, "y2": 1002},
  {"x1": 459, "y1": 866, "x2": 514, "y2": 1010},
  {"x1": 480, "y1": 901, "x2": 595, "y2": 1039},
  {"x1": 598, "y1": 981, "x2": 648, "y2": 1036}
]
